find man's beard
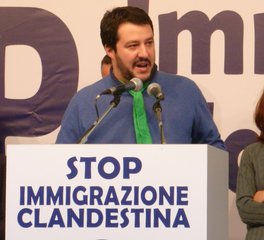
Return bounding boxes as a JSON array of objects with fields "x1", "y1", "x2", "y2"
[
  {"x1": 115, "y1": 55, "x2": 152, "y2": 81},
  {"x1": 116, "y1": 55, "x2": 134, "y2": 81}
]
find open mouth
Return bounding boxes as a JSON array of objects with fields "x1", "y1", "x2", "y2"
[
  {"x1": 134, "y1": 60, "x2": 150, "y2": 71},
  {"x1": 136, "y1": 61, "x2": 149, "y2": 67}
]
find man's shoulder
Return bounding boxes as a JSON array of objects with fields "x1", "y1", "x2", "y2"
[
  {"x1": 155, "y1": 71, "x2": 197, "y2": 91},
  {"x1": 156, "y1": 70, "x2": 194, "y2": 83},
  {"x1": 75, "y1": 77, "x2": 113, "y2": 97}
]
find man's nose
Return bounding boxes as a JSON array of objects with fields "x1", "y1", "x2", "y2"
[{"x1": 138, "y1": 45, "x2": 148, "y2": 58}]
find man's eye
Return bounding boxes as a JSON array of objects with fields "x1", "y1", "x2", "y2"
[{"x1": 146, "y1": 40, "x2": 153, "y2": 45}]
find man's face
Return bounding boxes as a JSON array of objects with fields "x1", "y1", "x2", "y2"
[{"x1": 107, "y1": 23, "x2": 155, "y2": 82}]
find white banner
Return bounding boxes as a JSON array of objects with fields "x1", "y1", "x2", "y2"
[{"x1": 6, "y1": 144, "x2": 227, "y2": 240}]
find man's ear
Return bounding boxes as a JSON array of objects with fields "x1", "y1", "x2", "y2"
[{"x1": 104, "y1": 45, "x2": 115, "y2": 58}]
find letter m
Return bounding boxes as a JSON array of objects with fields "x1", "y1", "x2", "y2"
[{"x1": 159, "y1": 11, "x2": 243, "y2": 74}]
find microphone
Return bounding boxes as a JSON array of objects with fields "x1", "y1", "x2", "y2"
[
  {"x1": 147, "y1": 83, "x2": 164, "y2": 100},
  {"x1": 98, "y1": 78, "x2": 143, "y2": 96},
  {"x1": 147, "y1": 82, "x2": 166, "y2": 144}
]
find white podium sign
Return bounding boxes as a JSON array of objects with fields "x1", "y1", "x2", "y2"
[{"x1": 6, "y1": 144, "x2": 228, "y2": 240}]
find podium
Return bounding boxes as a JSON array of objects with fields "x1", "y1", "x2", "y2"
[{"x1": 6, "y1": 144, "x2": 228, "y2": 240}]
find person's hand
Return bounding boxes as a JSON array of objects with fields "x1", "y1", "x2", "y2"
[{"x1": 253, "y1": 190, "x2": 264, "y2": 203}]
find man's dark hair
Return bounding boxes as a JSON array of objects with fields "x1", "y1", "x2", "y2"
[{"x1": 100, "y1": 6, "x2": 154, "y2": 51}]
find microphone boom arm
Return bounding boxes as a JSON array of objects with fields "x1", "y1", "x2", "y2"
[
  {"x1": 153, "y1": 100, "x2": 167, "y2": 144},
  {"x1": 78, "y1": 94, "x2": 121, "y2": 144}
]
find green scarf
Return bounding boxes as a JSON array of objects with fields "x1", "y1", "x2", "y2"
[{"x1": 129, "y1": 83, "x2": 152, "y2": 144}]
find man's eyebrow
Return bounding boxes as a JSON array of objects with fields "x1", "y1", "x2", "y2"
[{"x1": 124, "y1": 40, "x2": 139, "y2": 46}]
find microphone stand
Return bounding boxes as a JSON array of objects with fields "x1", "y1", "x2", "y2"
[
  {"x1": 153, "y1": 100, "x2": 166, "y2": 144},
  {"x1": 78, "y1": 94, "x2": 121, "y2": 144}
]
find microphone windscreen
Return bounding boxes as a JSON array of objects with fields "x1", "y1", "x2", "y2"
[
  {"x1": 130, "y1": 78, "x2": 143, "y2": 91},
  {"x1": 147, "y1": 83, "x2": 164, "y2": 100}
]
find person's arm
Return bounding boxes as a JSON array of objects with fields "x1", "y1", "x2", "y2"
[
  {"x1": 56, "y1": 93, "x2": 83, "y2": 144},
  {"x1": 236, "y1": 148, "x2": 264, "y2": 225},
  {"x1": 191, "y1": 82, "x2": 226, "y2": 150}
]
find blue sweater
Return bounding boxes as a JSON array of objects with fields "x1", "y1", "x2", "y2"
[{"x1": 56, "y1": 70, "x2": 225, "y2": 150}]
